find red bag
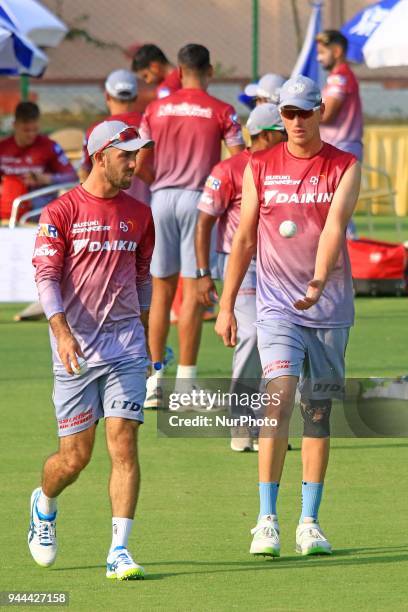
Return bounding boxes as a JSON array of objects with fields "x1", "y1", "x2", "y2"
[
  {"x1": 0, "y1": 175, "x2": 28, "y2": 221},
  {"x1": 347, "y1": 238, "x2": 407, "y2": 296}
]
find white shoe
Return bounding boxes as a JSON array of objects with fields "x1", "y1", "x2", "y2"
[
  {"x1": 296, "y1": 520, "x2": 332, "y2": 556},
  {"x1": 249, "y1": 514, "x2": 280, "y2": 557},
  {"x1": 106, "y1": 546, "x2": 145, "y2": 580},
  {"x1": 28, "y1": 488, "x2": 57, "y2": 567},
  {"x1": 230, "y1": 426, "x2": 252, "y2": 452},
  {"x1": 144, "y1": 374, "x2": 163, "y2": 409}
]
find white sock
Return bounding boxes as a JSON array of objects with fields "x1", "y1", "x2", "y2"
[
  {"x1": 110, "y1": 517, "x2": 133, "y2": 553},
  {"x1": 37, "y1": 489, "x2": 57, "y2": 516},
  {"x1": 176, "y1": 365, "x2": 197, "y2": 379}
]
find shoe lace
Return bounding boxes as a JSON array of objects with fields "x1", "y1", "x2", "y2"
[
  {"x1": 114, "y1": 551, "x2": 134, "y2": 568},
  {"x1": 38, "y1": 520, "x2": 56, "y2": 545},
  {"x1": 252, "y1": 522, "x2": 279, "y2": 539},
  {"x1": 304, "y1": 526, "x2": 325, "y2": 541}
]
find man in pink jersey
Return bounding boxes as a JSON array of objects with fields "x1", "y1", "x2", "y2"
[
  {"x1": 132, "y1": 44, "x2": 182, "y2": 101},
  {"x1": 195, "y1": 103, "x2": 286, "y2": 451},
  {"x1": 28, "y1": 121, "x2": 154, "y2": 580},
  {"x1": 216, "y1": 76, "x2": 361, "y2": 557},
  {"x1": 80, "y1": 69, "x2": 151, "y2": 205},
  {"x1": 138, "y1": 43, "x2": 244, "y2": 406},
  {"x1": 316, "y1": 30, "x2": 363, "y2": 162}
]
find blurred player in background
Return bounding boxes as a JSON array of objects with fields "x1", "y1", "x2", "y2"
[
  {"x1": 138, "y1": 43, "x2": 244, "y2": 407},
  {"x1": 316, "y1": 29, "x2": 362, "y2": 240},
  {"x1": 216, "y1": 76, "x2": 360, "y2": 558},
  {"x1": 0, "y1": 101, "x2": 77, "y2": 322},
  {"x1": 29, "y1": 121, "x2": 154, "y2": 580},
  {"x1": 316, "y1": 30, "x2": 363, "y2": 161},
  {"x1": 132, "y1": 43, "x2": 181, "y2": 100},
  {"x1": 80, "y1": 69, "x2": 151, "y2": 205},
  {"x1": 0, "y1": 101, "x2": 77, "y2": 221},
  {"x1": 195, "y1": 103, "x2": 286, "y2": 451}
]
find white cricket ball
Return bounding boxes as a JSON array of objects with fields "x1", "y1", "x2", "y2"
[
  {"x1": 71, "y1": 356, "x2": 88, "y2": 376},
  {"x1": 279, "y1": 220, "x2": 297, "y2": 238}
]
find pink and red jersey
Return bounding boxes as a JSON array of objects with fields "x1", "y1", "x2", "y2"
[
  {"x1": 320, "y1": 63, "x2": 363, "y2": 161},
  {"x1": 81, "y1": 111, "x2": 150, "y2": 206},
  {"x1": 198, "y1": 149, "x2": 250, "y2": 253},
  {"x1": 140, "y1": 88, "x2": 244, "y2": 192},
  {"x1": 33, "y1": 185, "x2": 154, "y2": 369},
  {"x1": 250, "y1": 142, "x2": 357, "y2": 328},
  {"x1": 156, "y1": 68, "x2": 182, "y2": 99},
  {"x1": 0, "y1": 134, "x2": 76, "y2": 183}
]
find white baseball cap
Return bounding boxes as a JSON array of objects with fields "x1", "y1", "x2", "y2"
[
  {"x1": 278, "y1": 75, "x2": 322, "y2": 110},
  {"x1": 87, "y1": 120, "x2": 153, "y2": 156},
  {"x1": 105, "y1": 69, "x2": 138, "y2": 100},
  {"x1": 244, "y1": 73, "x2": 286, "y2": 103},
  {"x1": 246, "y1": 103, "x2": 285, "y2": 136}
]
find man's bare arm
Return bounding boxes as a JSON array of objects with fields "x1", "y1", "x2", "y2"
[
  {"x1": 195, "y1": 211, "x2": 218, "y2": 306},
  {"x1": 215, "y1": 164, "x2": 259, "y2": 346},
  {"x1": 294, "y1": 161, "x2": 361, "y2": 310}
]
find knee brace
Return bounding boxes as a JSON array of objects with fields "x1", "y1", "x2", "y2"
[{"x1": 300, "y1": 398, "x2": 332, "y2": 438}]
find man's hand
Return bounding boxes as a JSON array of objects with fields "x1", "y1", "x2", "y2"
[
  {"x1": 22, "y1": 172, "x2": 51, "y2": 189},
  {"x1": 197, "y1": 275, "x2": 217, "y2": 307},
  {"x1": 294, "y1": 279, "x2": 324, "y2": 310},
  {"x1": 215, "y1": 309, "x2": 237, "y2": 347},
  {"x1": 57, "y1": 330, "x2": 84, "y2": 375}
]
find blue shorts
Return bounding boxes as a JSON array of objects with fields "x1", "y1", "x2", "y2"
[
  {"x1": 150, "y1": 188, "x2": 202, "y2": 278},
  {"x1": 53, "y1": 358, "x2": 148, "y2": 437},
  {"x1": 256, "y1": 319, "x2": 349, "y2": 400}
]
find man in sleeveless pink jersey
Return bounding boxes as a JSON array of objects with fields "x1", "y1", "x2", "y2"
[
  {"x1": 216, "y1": 76, "x2": 361, "y2": 558},
  {"x1": 28, "y1": 121, "x2": 154, "y2": 580}
]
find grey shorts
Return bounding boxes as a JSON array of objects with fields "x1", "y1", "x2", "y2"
[
  {"x1": 53, "y1": 358, "x2": 148, "y2": 437},
  {"x1": 256, "y1": 319, "x2": 349, "y2": 400},
  {"x1": 150, "y1": 188, "x2": 202, "y2": 278}
]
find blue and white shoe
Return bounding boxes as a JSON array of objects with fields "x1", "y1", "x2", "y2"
[
  {"x1": 28, "y1": 487, "x2": 57, "y2": 567},
  {"x1": 106, "y1": 546, "x2": 145, "y2": 581}
]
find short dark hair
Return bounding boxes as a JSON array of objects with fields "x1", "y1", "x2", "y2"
[
  {"x1": 316, "y1": 30, "x2": 348, "y2": 53},
  {"x1": 15, "y1": 101, "x2": 40, "y2": 122},
  {"x1": 177, "y1": 44, "x2": 211, "y2": 73},
  {"x1": 132, "y1": 44, "x2": 169, "y2": 71}
]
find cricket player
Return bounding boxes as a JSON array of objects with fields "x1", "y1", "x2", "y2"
[
  {"x1": 132, "y1": 43, "x2": 181, "y2": 100},
  {"x1": 215, "y1": 76, "x2": 361, "y2": 557},
  {"x1": 244, "y1": 73, "x2": 286, "y2": 105},
  {"x1": 138, "y1": 43, "x2": 244, "y2": 406},
  {"x1": 316, "y1": 30, "x2": 363, "y2": 162},
  {"x1": 80, "y1": 69, "x2": 151, "y2": 205},
  {"x1": 195, "y1": 103, "x2": 287, "y2": 451},
  {"x1": 28, "y1": 121, "x2": 154, "y2": 580}
]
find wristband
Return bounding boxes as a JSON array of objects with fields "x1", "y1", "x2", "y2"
[{"x1": 196, "y1": 267, "x2": 211, "y2": 278}]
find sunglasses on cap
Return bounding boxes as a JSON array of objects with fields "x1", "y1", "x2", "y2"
[
  {"x1": 280, "y1": 105, "x2": 321, "y2": 120},
  {"x1": 96, "y1": 126, "x2": 141, "y2": 155}
]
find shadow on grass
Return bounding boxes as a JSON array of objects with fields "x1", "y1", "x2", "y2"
[{"x1": 53, "y1": 545, "x2": 408, "y2": 579}]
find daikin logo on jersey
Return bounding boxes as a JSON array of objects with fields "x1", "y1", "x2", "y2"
[
  {"x1": 73, "y1": 239, "x2": 137, "y2": 255},
  {"x1": 264, "y1": 190, "x2": 334, "y2": 206}
]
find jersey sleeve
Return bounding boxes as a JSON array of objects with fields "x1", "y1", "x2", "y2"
[
  {"x1": 323, "y1": 73, "x2": 349, "y2": 101},
  {"x1": 33, "y1": 203, "x2": 68, "y2": 319},
  {"x1": 197, "y1": 163, "x2": 233, "y2": 217},
  {"x1": 136, "y1": 207, "x2": 155, "y2": 310},
  {"x1": 139, "y1": 111, "x2": 152, "y2": 140},
  {"x1": 220, "y1": 104, "x2": 245, "y2": 148},
  {"x1": 46, "y1": 140, "x2": 78, "y2": 183}
]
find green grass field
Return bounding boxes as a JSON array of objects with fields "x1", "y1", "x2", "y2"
[{"x1": 0, "y1": 295, "x2": 407, "y2": 611}]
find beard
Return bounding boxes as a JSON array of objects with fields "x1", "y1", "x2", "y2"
[{"x1": 105, "y1": 156, "x2": 133, "y2": 190}]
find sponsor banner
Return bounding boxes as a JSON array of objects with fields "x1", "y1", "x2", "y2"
[
  {"x1": 156, "y1": 377, "x2": 408, "y2": 438},
  {"x1": 0, "y1": 228, "x2": 38, "y2": 302}
]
